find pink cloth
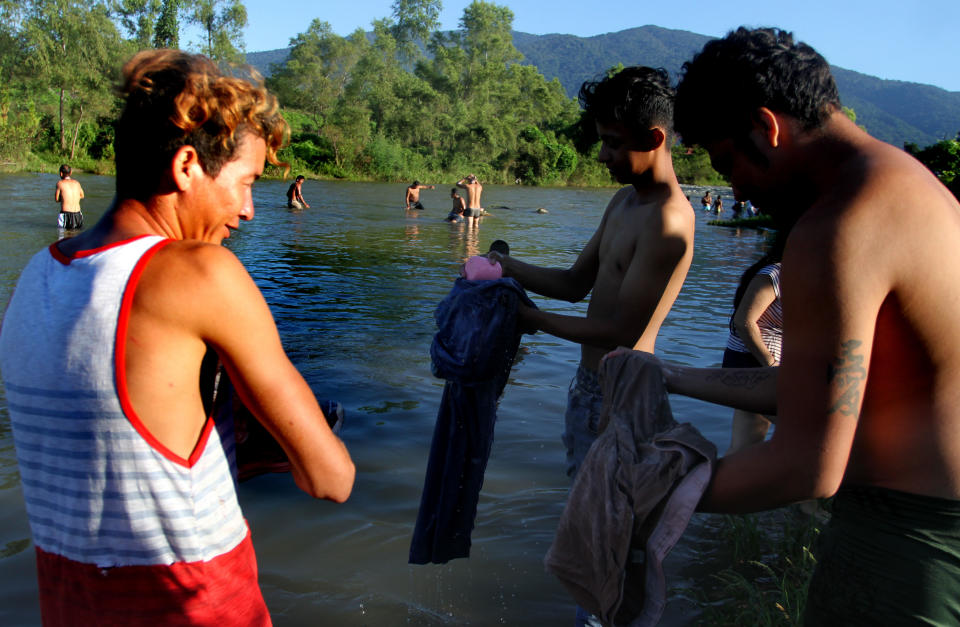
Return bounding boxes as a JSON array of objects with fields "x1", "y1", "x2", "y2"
[{"x1": 463, "y1": 256, "x2": 502, "y2": 280}]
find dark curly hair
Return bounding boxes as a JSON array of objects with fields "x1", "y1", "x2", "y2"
[
  {"x1": 114, "y1": 49, "x2": 289, "y2": 201},
  {"x1": 675, "y1": 27, "x2": 841, "y2": 147},
  {"x1": 579, "y1": 66, "x2": 675, "y2": 142}
]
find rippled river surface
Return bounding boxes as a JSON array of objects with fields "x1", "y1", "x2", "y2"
[{"x1": 0, "y1": 173, "x2": 771, "y2": 625}]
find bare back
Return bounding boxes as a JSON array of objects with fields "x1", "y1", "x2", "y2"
[
  {"x1": 56, "y1": 178, "x2": 84, "y2": 212},
  {"x1": 777, "y1": 133, "x2": 960, "y2": 499},
  {"x1": 582, "y1": 185, "x2": 694, "y2": 368},
  {"x1": 459, "y1": 181, "x2": 482, "y2": 208}
]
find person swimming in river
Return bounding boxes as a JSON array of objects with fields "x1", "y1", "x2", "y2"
[
  {"x1": 287, "y1": 175, "x2": 309, "y2": 209},
  {"x1": 405, "y1": 181, "x2": 435, "y2": 210},
  {"x1": 446, "y1": 188, "x2": 466, "y2": 222},
  {"x1": 701, "y1": 190, "x2": 713, "y2": 211}
]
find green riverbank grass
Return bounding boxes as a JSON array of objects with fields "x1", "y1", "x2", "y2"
[{"x1": 696, "y1": 503, "x2": 829, "y2": 625}]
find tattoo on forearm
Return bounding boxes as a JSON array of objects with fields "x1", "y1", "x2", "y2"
[
  {"x1": 705, "y1": 370, "x2": 771, "y2": 390},
  {"x1": 827, "y1": 339, "x2": 867, "y2": 418}
]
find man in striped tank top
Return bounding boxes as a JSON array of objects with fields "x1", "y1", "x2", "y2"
[{"x1": 0, "y1": 50, "x2": 354, "y2": 625}]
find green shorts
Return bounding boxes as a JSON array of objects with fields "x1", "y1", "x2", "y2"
[{"x1": 805, "y1": 485, "x2": 960, "y2": 625}]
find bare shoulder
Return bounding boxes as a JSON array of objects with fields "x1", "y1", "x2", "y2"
[
  {"x1": 136, "y1": 241, "x2": 260, "y2": 328},
  {"x1": 660, "y1": 189, "x2": 696, "y2": 237},
  {"x1": 151, "y1": 239, "x2": 247, "y2": 280}
]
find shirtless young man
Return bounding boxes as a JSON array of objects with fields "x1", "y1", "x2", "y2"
[
  {"x1": 286, "y1": 174, "x2": 309, "y2": 208},
  {"x1": 55, "y1": 164, "x2": 85, "y2": 229},
  {"x1": 0, "y1": 50, "x2": 354, "y2": 625},
  {"x1": 489, "y1": 67, "x2": 694, "y2": 479},
  {"x1": 456, "y1": 174, "x2": 483, "y2": 226},
  {"x1": 446, "y1": 187, "x2": 466, "y2": 222},
  {"x1": 659, "y1": 28, "x2": 960, "y2": 623},
  {"x1": 405, "y1": 180, "x2": 434, "y2": 210}
]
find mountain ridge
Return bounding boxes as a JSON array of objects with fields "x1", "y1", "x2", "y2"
[{"x1": 246, "y1": 25, "x2": 960, "y2": 148}]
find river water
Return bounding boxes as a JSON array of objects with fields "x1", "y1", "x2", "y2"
[{"x1": 0, "y1": 173, "x2": 768, "y2": 625}]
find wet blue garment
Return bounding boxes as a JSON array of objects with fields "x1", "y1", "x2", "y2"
[{"x1": 409, "y1": 277, "x2": 536, "y2": 564}]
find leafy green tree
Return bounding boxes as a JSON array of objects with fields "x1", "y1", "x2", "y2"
[
  {"x1": 671, "y1": 144, "x2": 728, "y2": 185},
  {"x1": 906, "y1": 138, "x2": 960, "y2": 186},
  {"x1": 153, "y1": 0, "x2": 179, "y2": 48},
  {"x1": 115, "y1": 0, "x2": 162, "y2": 49},
  {"x1": 188, "y1": 0, "x2": 246, "y2": 63},
  {"x1": 268, "y1": 20, "x2": 366, "y2": 131},
  {"x1": 390, "y1": 0, "x2": 440, "y2": 64},
  {"x1": 21, "y1": 0, "x2": 122, "y2": 155},
  {"x1": 417, "y1": 0, "x2": 576, "y2": 178},
  {"x1": 0, "y1": 1, "x2": 43, "y2": 161}
]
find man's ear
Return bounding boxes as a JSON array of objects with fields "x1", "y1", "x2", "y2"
[
  {"x1": 170, "y1": 145, "x2": 204, "y2": 192},
  {"x1": 751, "y1": 107, "x2": 781, "y2": 148},
  {"x1": 637, "y1": 127, "x2": 666, "y2": 151}
]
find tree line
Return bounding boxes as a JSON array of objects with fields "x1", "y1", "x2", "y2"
[
  {"x1": 0, "y1": 0, "x2": 724, "y2": 185},
  {"x1": 2, "y1": 0, "x2": 956, "y2": 195},
  {"x1": 0, "y1": 0, "x2": 247, "y2": 169}
]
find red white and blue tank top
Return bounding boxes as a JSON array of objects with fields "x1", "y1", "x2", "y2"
[{"x1": 0, "y1": 235, "x2": 270, "y2": 625}]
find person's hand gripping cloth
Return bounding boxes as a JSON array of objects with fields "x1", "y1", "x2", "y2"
[
  {"x1": 545, "y1": 351, "x2": 717, "y2": 626},
  {"x1": 409, "y1": 277, "x2": 537, "y2": 564}
]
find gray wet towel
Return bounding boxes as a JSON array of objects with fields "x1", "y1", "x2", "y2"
[{"x1": 545, "y1": 351, "x2": 716, "y2": 626}]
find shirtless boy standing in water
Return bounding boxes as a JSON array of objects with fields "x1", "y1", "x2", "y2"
[
  {"x1": 659, "y1": 28, "x2": 960, "y2": 623},
  {"x1": 456, "y1": 174, "x2": 483, "y2": 227},
  {"x1": 489, "y1": 67, "x2": 694, "y2": 479},
  {"x1": 405, "y1": 180, "x2": 434, "y2": 210},
  {"x1": 55, "y1": 164, "x2": 84, "y2": 229}
]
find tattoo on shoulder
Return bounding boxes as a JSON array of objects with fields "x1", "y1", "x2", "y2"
[
  {"x1": 827, "y1": 339, "x2": 867, "y2": 418},
  {"x1": 705, "y1": 369, "x2": 771, "y2": 389}
]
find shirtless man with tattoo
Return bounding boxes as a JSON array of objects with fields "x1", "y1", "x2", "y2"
[{"x1": 655, "y1": 28, "x2": 960, "y2": 623}]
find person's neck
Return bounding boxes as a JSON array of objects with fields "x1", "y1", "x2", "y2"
[
  {"x1": 790, "y1": 114, "x2": 869, "y2": 212},
  {"x1": 629, "y1": 154, "x2": 679, "y2": 199}
]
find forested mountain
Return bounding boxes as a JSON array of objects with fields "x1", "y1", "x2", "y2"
[{"x1": 248, "y1": 25, "x2": 960, "y2": 148}]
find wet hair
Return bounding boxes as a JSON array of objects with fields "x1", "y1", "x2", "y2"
[
  {"x1": 59, "y1": 164, "x2": 71, "y2": 176},
  {"x1": 488, "y1": 240, "x2": 510, "y2": 256},
  {"x1": 296, "y1": 175, "x2": 305, "y2": 182},
  {"x1": 675, "y1": 27, "x2": 841, "y2": 147},
  {"x1": 412, "y1": 180, "x2": 420, "y2": 187},
  {"x1": 579, "y1": 66, "x2": 675, "y2": 141},
  {"x1": 451, "y1": 188, "x2": 458, "y2": 194},
  {"x1": 114, "y1": 49, "x2": 288, "y2": 201}
]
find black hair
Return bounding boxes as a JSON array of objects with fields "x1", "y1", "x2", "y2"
[
  {"x1": 488, "y1": 239, "x2": 510, "y2": 256},
  {"x1": 59, "y1": 164, "x2": 71, "y2": 176},
  {"x1": 578, "y1": 66, "x2": 674, "y2": 142},
  {"x1": 412, "y1": 180, "x2": 420, "y2": 187},
  {"x1": 675, "y1": 27, "x2": 841, "y2": 147},
  {"x1": 295, "y1": 174, "x2": 305, "y2": 181}
]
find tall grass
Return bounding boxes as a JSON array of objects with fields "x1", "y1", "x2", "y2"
[{"x1": 695, "y1": 503, "x2": 828, "y2": 626}]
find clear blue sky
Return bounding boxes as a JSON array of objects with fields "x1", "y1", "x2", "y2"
[{"x1": 236, "y1": 0, "x2": 960, "y2": 92}]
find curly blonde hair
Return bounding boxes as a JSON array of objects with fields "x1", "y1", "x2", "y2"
[{"x1": 114, "y1": 49, "x2": 289, "y2": 200}]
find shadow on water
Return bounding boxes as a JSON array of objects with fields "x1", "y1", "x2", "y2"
[{"x1": 0, "y1": 175, "x2": 775, "y2": 625}]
